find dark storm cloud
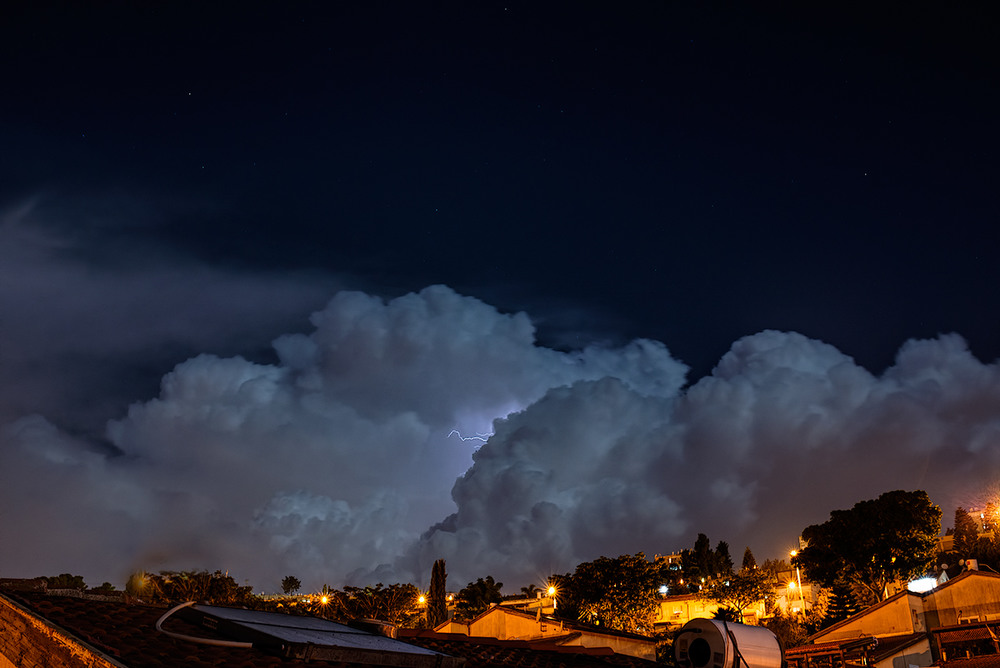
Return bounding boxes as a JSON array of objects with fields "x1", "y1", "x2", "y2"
[
  {"x1": 0, "y1": 197, "x2": 338, "y2": 431},
  {"x1": 402, "y1": 330, "x2": 1000, "y2": 587},
  {"x1": 0, "y1": 284, "x2": 687, "y2": 590},
  {"x1": 4, "y1": 280, "x2": 1000, "y2": 592}
]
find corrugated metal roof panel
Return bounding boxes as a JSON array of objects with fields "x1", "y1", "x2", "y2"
[{"x1": 183, "y1": 604, "x2": 461, "y2": 667}]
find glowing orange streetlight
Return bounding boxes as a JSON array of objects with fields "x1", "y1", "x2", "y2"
[{"x1": 790, "y1": 550, "x2": 804, "y2": 615}]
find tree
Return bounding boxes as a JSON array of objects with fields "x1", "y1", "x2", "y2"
[
  {"x1": 794, "y1": 490, "x2": 942, "y2": 601},
  {"x1": 703, "y1": 568, "x2": 774, "y2": 622},
  {"x1": 713, "y1": 606, "x2": 741, "y2": 622},
  {"x1": 91, "y1": 582, "x2": 116, "y2": 593},
  {"x1": 802, "y1": 586, "x2": 832, "y2": 634},
  {"x1": 341, "y1": 583, "x2": 422, "y2": 626},
  {"x1": 953, "y1": 507, "x2": 981, "y2": 559},
  {"x1": 427, "y1": 559, "x2": 449, "y2": 628},
  {"x1": 681, "y1": 535, "x2": 734, "y2": 587},
  {"x1": 763, "y1": 610, "x2": 809, "y2": 649},
  {"x1": 548, "y1": 572, "x2": 581, "y2": 621},
  {"x1": 686, "y1": 533, "x2": 714, "y2": 583},
  {"x1": 819, "y1": 579, "x2": 859, "y2": 626},
  {"x1": 759, "y1": 558, "x2": 789, "y2": 576},
  {"x1": 715, "y1": 541, "x2": 734, "y2": 577},
  {"x1": 454, "y1": 576, "x2": 503, "y2": 622},
  {"x1": 742, "y1": 546, "x2": 757, "y2": 571},
  {"x1": 42, "y1": 574, "x2": 86, "y2": 590},
  {"x1": 569, "y1": 553, "x2": 665, "y2": 635},
  {"x1": 281, "y1": 575, "x2": 302, "y2": 595},
  {"x1": 132, "y1": 570, "x2": 257, "y2": 606},
  {"x1": 520, "y1": 584, "x2": 540, "y2": 597},
  {"x1": 983, "y1": 502, "x2": 1000, "y2": 534}
]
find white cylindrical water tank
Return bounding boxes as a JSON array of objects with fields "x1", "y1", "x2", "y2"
[{"x1": 675, "y1": 619, "x2": 784, "y2": 668}]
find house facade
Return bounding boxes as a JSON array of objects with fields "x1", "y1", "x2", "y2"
[
  {"x1": 786, "y1": 569, "x2": 1000, "y2": 668},
  {"x1": 434, "y1": 604, "x2": 657, "y2": 661}
]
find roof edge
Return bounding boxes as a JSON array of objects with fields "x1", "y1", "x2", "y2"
[{"x1": 0, "y1": 590, "x2": 131, "y2": 668}]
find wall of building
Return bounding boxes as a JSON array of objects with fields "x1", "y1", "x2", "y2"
[
  {"x1": 464, "y1": 608, "x2": 656, "y2": 661},
  {"x1": 655, "y1": 594, "x2": 769, "y2": 627},
  {"x1": 922, "y1": 573, "x2": 1000, "y2": 627},
  {"x1": 655, "y1": 595, "x2": 719, "y2": 628},
  {"x1": 884, "y1": 641, "x2": 933, "y2": 668},
  {"x1": 0, "y1": 593, "x2": 123, "y2": 668},
  {"x1": 468, "y1": 609, "x2": 560, "y2": 640},
  {"x1": 814, "y1": 593, "x2": 924, "y2": 642},
  {"x1": 571, "y1": 631, "x2": 656, "y2": 661}
]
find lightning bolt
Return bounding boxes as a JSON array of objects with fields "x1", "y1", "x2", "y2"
[{"x1": 448, "y1": 430, "x2": 492, "y2": 443}]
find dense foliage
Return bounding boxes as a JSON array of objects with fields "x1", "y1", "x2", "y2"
[
  {"x1": 338, "y1": 583, "x2": 423, "y2": 626},
  {"x1": 703, "y1": 567, "x2": 774, "y2": 622},
  {"x1": 742, "y1": 547, "x2": 757, "y2": 571},
  {"x1": 949, "y1": 507, "x2": 1000, "y2": 567},
  {"x1": 126, "y1": 570, "x2": 258, "y2": 607},
  {"x1": 281, "y1": 575, "x2": 301, "y2": 595},
  {"x1": 41, "y1": 573, "x2": 87, "y2": 590},
  {"x1": 680, "y1": 534, "x2": 735, "y2": 589},
  {"x1": 454, "y1": 576, "x2": 504, "y2": 622},
  {"x1": 794, "y1": 489, "x2": 941, "y2": 601},
  {"x1": 561, "y1": 553, "x2": 666, "y2": 635}
]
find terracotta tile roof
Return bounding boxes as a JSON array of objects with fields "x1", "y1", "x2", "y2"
[
  {"x1": 786, "y1": 639, "x2": 868, "y2": 656},
  {"x1": 934, "y1": 623, "x2": 1000, "y2": 644},
  {"x1": 401, "y1": 631, "x2": 657, "y2": 668},
  {"x1": 1, "y1": 590, "x2": 659, "y2": 668},
  {"x1": 941, "y1": 656, "x2": 1000, "y2": 668},
  {"x1": 786, "y1": 633, "x2": 926, "y2": 666},
  {"x1": 4, "y1": 591, "x2": 291, "y2": 667}
]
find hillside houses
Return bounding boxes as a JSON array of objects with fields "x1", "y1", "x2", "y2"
[{"x1": 786, "y1": 569, "x2": 1000, "y2": 668}]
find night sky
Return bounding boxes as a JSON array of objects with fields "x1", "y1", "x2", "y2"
[{"x1": 2, "y1": 3, "x2": 998, "y2": 592}]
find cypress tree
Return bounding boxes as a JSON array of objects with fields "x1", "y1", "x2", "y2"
[
  {"x1": 715, "y1": 541, "x2": 734, "y2": 577},
  {"x1": 742, "y1": 546, "x2": 757, "y2": 571},
  {"x1": 953, "y1": 507, "x2": 980, "y2": 559},
  {"x1": 428, "y1": 559, "x2": 448, "y2": 628}
]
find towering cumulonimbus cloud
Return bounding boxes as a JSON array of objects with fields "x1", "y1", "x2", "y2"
[
  {"x1": 0, "y1": 285, "x2": 687, "y2": 590},
  {"x1": 3, "y1": 283, "x2": 1000, "y2": 592},
  {"x1": 402, "y1": 330, "x2": 1000, "y2": 586}
]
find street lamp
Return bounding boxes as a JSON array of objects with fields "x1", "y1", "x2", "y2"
[{"x1": 790, "y1": 550, "x2": 805, "y2": 616}]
